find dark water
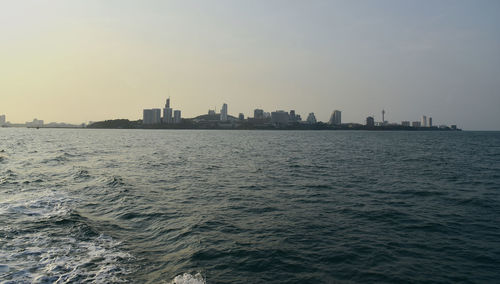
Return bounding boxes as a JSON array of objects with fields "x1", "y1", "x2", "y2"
[{"x1": 1, "y1": 129, "x2": 499, "y2": 283}]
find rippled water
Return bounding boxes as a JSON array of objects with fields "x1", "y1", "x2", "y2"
[{"x1": 1, "y1": 128, "x2": 499, "y2": 283}]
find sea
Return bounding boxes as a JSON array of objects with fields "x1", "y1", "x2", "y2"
[{"x1": 1, "y1": 128, "x2": 499, "y2": 283}]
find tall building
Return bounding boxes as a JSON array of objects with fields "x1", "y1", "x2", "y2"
[
  {"x1": 412, "y1": 121, "x2": 421, "y2": 127},
  {"x1": 421, "y1": 115, "x2": 428, "y2": 127},
  {"x1": 143, "y1": 109, "x2": 161, "y2": 124},
  {"x1": 382, "y1": 109, "x2": 386, "y2": 123},
  {"x1": 238, "y1": 113, "x2": 244, "y2": 120},
  {"x1": 163, "y1": 108, "x2": 173, "y2": 124},
  {"x1": 271, "y1": 110, "x2": 290, "y2": 125},
  {"x1": 220, "y1": 103, "x2": 228, "y2": 121},
  {"x1": 366, "y1": 116, "x2": 375, "y2": 127},
  {"x1": 174, "y1": 110, "x2": 181, "y2": 124},
  {"x1": 152, "y1": 109, "x2": 162, "y2": 124},
  {"x1": 289, "y1": 110, "x2": 296, "y2": 122},
  {"x1": 429, "y1": 117, "x2": 433, "y2": 127},
  {"x1": 329, "y1": 110, "x2": 342, "y2": 125},
  {"x1": 401, "y1": 121, "x2": 410, "y2": 127},
  {"x1": 143, "y1": 109, "x2": 153, "y2": 125},
  {"x1": 208, "y1": 109, "x2": 216, "y2": 117},
  {"x1": 0, "y1": 115, "x2": 5, "y2": 126},
  {"x1": 163, "y1": 98, "x2": 173, "y2": 124},
  {"x1": 306, "y1": 113, "x2": 317, "y2": 124},
  {"x1": 254, "y1": 109, "x2": 264, "y2": 120}
]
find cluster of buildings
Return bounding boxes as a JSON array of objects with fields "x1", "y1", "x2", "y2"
[
  {"x1": 0, "y1": 115, "x2": 43, "y2": 127},
  {"x1": 142, "y1": 98, "x2": 457, "y2": 130},
  {"x1": 26, "y1": 118, "x2": 44, "y2": 128},
  {"x1": 203, "y1": 104, "x2": 342, "y2": 127},
  {"x1": 142, "y1": 98, "x2": 347, "y2": 129},
  {"x1": 365, "y1": 110, "x2": 456, "y2": 129},
  {"x1": 143, "y1": 98, "x2": 182, "y2": 125},
  {"x1": 0, "y1": 115, "x2": 85, "y2": 128}
]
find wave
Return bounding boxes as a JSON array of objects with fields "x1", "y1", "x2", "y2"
[
  {"x1": 2, "y1": 233, "x2": 132, "y2": 283},
  {"x1": 170, "y1": 273, "x2": 205, "y2": 284},
  {"x1": 0, "y1": 191, "x2": 132, "y2": 283}
]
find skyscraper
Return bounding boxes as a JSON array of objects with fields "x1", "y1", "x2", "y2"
[
  {"x1": 429, "y1": 117, "x2": 433, "y2": 127},
  {"x1": 329, "y1": 110, "x2": 341, "y2": 125},
  {"x1": 152, "y1": 109, "x2": 162, "y2": 124},
  {"x1": 174, "y1": 110, "x2": 181, "y2": 124},
  {"x1": 271, "y1": 110, "x2": 290, "y2": 125},
  {"x1": 289, "y1": 110, "x2": 296, "y2": 122},
  {"x1": 421, "y1": 115, "x2": 428, "y2": 127},
  {"x1": 163, "y1": 97, "x2": 173, "y2": 124},
  {"x1": 0, "y1": 115, "x2": 5, "y2": 126},
  {"x1": 143, "y1": 109, "x2": 153, "y2": 124},
  {"x1": 366, "y1": 116, "x2": 375, "y2": 127},
  {"x1": 220, "y1": 103, "x2": 228, "y2": 121}
]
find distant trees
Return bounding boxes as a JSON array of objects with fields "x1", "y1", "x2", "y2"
[{"x1": 87, "y1": 119, "x2": 142, "y2": 129}]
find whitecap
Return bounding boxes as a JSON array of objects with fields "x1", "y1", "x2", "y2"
[{"x1": 170, "y1": 273, "x2": 206, "y2": 284}]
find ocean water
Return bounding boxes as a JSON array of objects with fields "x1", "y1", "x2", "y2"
[{"x1": 1, "y1": 128, "x2": 499, "y2": 283}]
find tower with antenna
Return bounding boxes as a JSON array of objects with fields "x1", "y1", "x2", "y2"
[{"x1": 163, "y1": 97, "x2": 173, "y2": 124}]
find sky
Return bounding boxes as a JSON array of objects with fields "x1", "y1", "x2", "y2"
[{"x1": 1, "y1": 0, "x2": 499, "y2": 130}]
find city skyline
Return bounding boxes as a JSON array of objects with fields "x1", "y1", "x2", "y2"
[
  {"x1": 0, "y1": 98, "x2": 461, "y2": 130},
  {"x1": 1, "y1": 1, "x2": 500, "y2": 130}
]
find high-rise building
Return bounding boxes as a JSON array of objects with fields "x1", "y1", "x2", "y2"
[
  {"x1": 143, "y1": 109, "x2": 153, "y2": 124},
  {"x1": 254, "y1": 109, "x2": 264, "y2": 120},
  {"x1": 366, "y1": 116, "x2": 375, "y2": 127},
  {"x1": 401, "y1": 121, "x2": 410, "y2": 127},
  {"x1": 412, "y1": 121, "x2": 421, "y2": 127},
  {"x1": 289, "y1": 110, "x2": 296, "y2": 122},
  {"x1": 152, "y1": 109, "x2": 162, "y2": 124},
  {"x1": 238, "y1": 113, "x2": 244, "y2": 120},
  {"x1": 163, "y1": 108, "x2": 173, "y2": 124},
  {"x1": 163, "y1": 98, "x2": 173, "y2": 124},
  {"x1": 329, "y1": 110, "x2": 342, "y2": 125},
  {"x1": 306, "y1": 113, "x2": 317, "y2": 124},
  {"x1": 174, "y1": 110, "x2": 181, "y2": 124},
  {"x1": 429, "y1": 117, "x2": 433, "y2": 127},
  {"x1": 220, "y1": 103, "x2": 228, "y2": 121},
  {"x1": 271, "y1": 110, "x2": 290, "y2": 125},
  {"x1": 208, "y1": 109, "x2": 216, "y2": 117},
  {"x1": 421, "y1": 115, "x2": 428, "y2": 127},
  {"x1": 0, "y1": 115, "x2": 5, "y2": 126}
]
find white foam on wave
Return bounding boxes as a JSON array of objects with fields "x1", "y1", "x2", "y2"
[
  {"x1": 0, "y1": 190, "x2": 132, "y2": 283},
  {"x1": 0, "y1": 191, "x2": 73, "y2": 219},
  {"x1": 170, "y1": 273, "x2": 206, "y2": 284},
  {"x1": 3, "y1": 232, "x2": 132, "y2": 283}
]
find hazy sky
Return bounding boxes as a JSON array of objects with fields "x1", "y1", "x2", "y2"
[{"x1": 1, "y1": 0, "x2": 499, "y2": 129}]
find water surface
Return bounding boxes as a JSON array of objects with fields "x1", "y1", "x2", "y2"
[{"x1": 1, "y1": 129, "x2": 499, "y2": 283}]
